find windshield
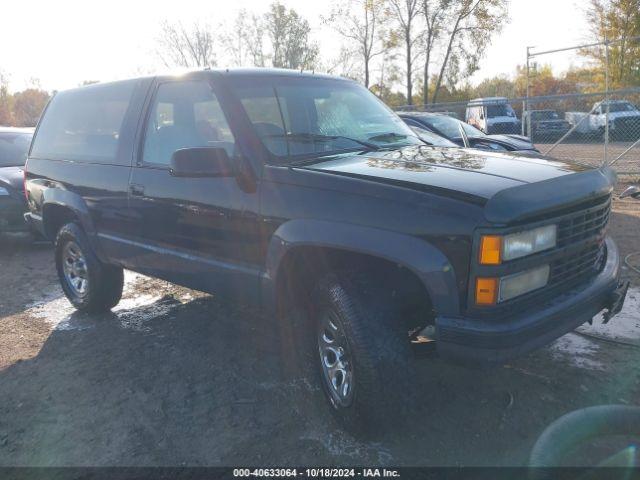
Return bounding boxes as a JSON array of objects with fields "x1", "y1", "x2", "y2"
[
  {"x1": 607, "y1": 102, "x2": 638, "y2": 113},
  {"x1": 417, "y1": 115, "x2": 486, "y2": 139},
  {"x1": 486, "y1": 103, "x2": 516, "y2": 118},
  {"x1": 230, "y1": 77, "x2": 422, "y2": 162},
  {"x1": 0, "y1": 132, "x2": 32, "y2": 167},
  {"x1": 409, "y1": 126, "x2": 458, "y2": 147},
  {"x1": 531, "y1": 110, "x2": 559, "y2": 120}
]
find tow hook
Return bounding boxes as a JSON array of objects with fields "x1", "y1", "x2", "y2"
[{"x1": 602, "y1": 281, "x2": 630, "y2": 324}]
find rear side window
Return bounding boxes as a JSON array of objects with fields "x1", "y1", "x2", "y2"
[{"x1": 30, "y1": 81, "x2": 136, "y2": 164}]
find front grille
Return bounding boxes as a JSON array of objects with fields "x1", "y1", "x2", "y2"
[
  {"x1": 549, "y1": 244, "x2": 604, "y2": 288},
  {"x1": 549, "y1": 196, "x2": 610, "y2": 288},
  {"x1": 557, "y1": 198, "x2": 610, "y2": 247}
]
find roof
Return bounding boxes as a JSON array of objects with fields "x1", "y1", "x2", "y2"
[
  {"x1": 63, "y1": 68, "x2": 353, "y2": 96},
  {"x1": 468, "y1": 97, "x2": 509, "y2": 104}
]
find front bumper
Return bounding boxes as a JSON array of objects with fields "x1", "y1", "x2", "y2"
[{"x1": 436, "y1": 237, "x2": 625, "y2": 365}]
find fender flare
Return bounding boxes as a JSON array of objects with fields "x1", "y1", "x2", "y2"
[
  {"x1": 41, "y1": 188, "x2": 106, "y2": 261},
  {"x1": 264, "y1": 219, "x2": 460, "y2": 317}
]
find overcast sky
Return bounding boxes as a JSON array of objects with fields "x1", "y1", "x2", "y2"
[{"x1": 1, "y1": 0, "x2": 591, "y2": 92}]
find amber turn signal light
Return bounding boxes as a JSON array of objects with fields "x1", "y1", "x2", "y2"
[
  {"x1": 475, "y1": 277, "x2": 498, "y2": 305},
  {"x1": 479, "y1": 235, "x2": 502, "y2": 265}
]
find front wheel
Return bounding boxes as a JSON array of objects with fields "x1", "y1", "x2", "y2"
[
  {"x1": 55, "y1": 223, "x2": 124, "y2": 312},
  {"x1": 310, "y1": 274, "x2": 416, "y2": 434}
]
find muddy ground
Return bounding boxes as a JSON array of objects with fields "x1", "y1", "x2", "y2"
[{"x1": 0, "y1": 182, "x2": 639, "y2": 467}]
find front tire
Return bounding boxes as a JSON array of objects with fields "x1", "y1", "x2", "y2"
[
  {"x1": 310, "y1": 274, "x2": 415, "y2": 435},
  {"x1": 55, "y1": 223, "x2": 123, "y2": 312}
]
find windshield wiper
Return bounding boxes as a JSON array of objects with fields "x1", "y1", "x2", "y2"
[{"x1": 265, "y1": 132, "x2": 380, "y2": 151}]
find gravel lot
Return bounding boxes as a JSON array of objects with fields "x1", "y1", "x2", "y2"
[{"x1": 0, "y1": 182, "x2": 639, "y2": 467}]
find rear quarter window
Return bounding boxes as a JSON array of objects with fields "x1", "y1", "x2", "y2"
[{"x1": 30, "y1": 80, "x2": 137, "y2": 164}]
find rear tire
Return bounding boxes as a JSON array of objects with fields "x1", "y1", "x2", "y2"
[
  {"x1": 308, "y1": 273, "x2": 416, "y2": 435},
  {"x1": 55, "y1": 223, "x2": 123, "y2": 312}
]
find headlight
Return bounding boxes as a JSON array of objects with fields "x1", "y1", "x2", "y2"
[
  {"x1": 0, "y1": 187, "x2": 9, "y2": 196},
  {"x1": 499, "y1": 265, "x2": 550, "y2": 302},
  {"x1": 475, "y1": 265, "x2": 550, "y2": 305},
  {"x1": 479, "y1": 225, "x2": 557, "y2": 264}
]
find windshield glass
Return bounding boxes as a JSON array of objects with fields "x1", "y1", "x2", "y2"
[
  {"x1": 231, "y1": 77, "x2": 422, "y2": 162},
  {"x1": 607, "y1": 102, "x2": 638, "y2": 113},
  {"x1": 409, "y1": 126, "x2": 457, "y2": 147},
  {"x1": 486, "y1": 103, "x2": 516, "y2": 118},
  {"x1": 0, "y1": 132, "x2": 32, "y2": 167},
  {"x1": 417, "y1": 115, "x2": 485, "y2": 139},
  {"x1": 531, "y1": 110, "x2": 559, "y2": 120}
]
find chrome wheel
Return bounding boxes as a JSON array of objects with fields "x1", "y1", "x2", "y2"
[
  {"x1": 62, "y1": 241, "x2": 89, "y2": 296},
  {"x1": 318, "y1": 312, "x2": 354, "y2": 408}
]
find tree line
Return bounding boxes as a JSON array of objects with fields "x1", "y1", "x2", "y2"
[
  {"x1": 154, "y1": 0, "x2": 510, "y2": 108},
  {"x1": 1, "y1": 0, "x2": 638, "y2": 127}
]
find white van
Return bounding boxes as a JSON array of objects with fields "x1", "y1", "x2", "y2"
[{"x1": 466, "y1": 97, "x2": 521, "y2": 135}]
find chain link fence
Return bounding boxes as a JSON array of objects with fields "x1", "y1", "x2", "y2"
[{"x1": 395, "y1": 37, "x2": 640, "y2": 176}]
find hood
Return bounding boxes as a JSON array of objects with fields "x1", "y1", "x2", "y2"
[
  {"x1": 485, "y1": 134, "x2": 535, "y2": 150},
  {"x1": 300, "y1": 146, "x2": 592, "y2": 204},
  {"x1": 609, "y1": 110, "x2": 640, "y2": 120}
]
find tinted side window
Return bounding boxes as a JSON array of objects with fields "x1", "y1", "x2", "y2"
[
  {"x1": 142, "y1": 81, "x2": 236, "y2": 166},
  {"x1": 30, "y1": 81, "x2": 136, "y2": 164}
]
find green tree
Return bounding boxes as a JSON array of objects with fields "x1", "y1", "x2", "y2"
[
  {"x1": 265, "y1": 2, "x2": 319, "y2": 70},
  {"x1": 12, "y1": 88, "x2": 50, "y2": 127},
  {"x1": 583, "y1": 0, "x2": 640, "y2": 88}
]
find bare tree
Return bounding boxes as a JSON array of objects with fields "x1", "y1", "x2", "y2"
[
  {"x1": 388, "y1": 0, "x2": 422, "y2": 105},
  {"x1": 325, "y1": 0, "x2": 389, "y2": 88},
  {"x1": 245, "y1": 13, "x2": 268, "y2": 67},
  {"x1": 421, "y1": 0, "x2": 450, "y2": 106},
  {"x1": 157, "y1": 21, "x2": 217, "y2": 68},
  {"x1": 431, "y1": 0, "x2": 508, "y2": 103},
  {"x1": 323, "y1": 46, "x2": 363, "y2": 80},
  {"x1": 221, "y1": 10, "x2": 249, "y2": 67}
]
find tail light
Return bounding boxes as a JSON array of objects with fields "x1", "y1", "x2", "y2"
[{"x1": 23, "y1": 163, "x2": 28, "y2": 202}]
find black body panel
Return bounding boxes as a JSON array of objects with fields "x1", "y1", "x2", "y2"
[{"x1": 24, "y1": 69, "x2": 622, "y2": 365}]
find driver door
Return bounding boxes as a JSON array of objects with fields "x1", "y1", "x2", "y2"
[{"x1": 126, "y1": 78, "x2": 262, "y2": 297}]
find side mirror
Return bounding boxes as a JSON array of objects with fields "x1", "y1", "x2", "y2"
[
  {"x1": 620, "y1": 185, "x2": 640, "y2": 200},
  {"x1": 170, "y1": 147, "x2": 234, "y2": 178}
]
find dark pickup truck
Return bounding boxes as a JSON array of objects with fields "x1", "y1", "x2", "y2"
[{"x1": 25, "y1": 69, "x2": 628, "y2": 433}]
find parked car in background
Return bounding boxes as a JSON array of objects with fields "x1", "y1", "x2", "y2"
[
  {"x1": 25, "y1": 70, "x2": 627, "y2": 434},
  {"x1": 465, "y1": 97, "x2": 521, "y2": 134},
  {"x1": 565, "y1": 100, "x2": 640, "y2": 139},
  {"x1": 0, "y1": 127, "x2": 33, "y2": 233},
  {"x1": 406, "y1": 124, "x2": 459, "y2": 147},
  {"x1": 522, "y1": 110, "x2": 571, "y2": 140},
  {"x1": 398, "y1": 111, "x2": 538, "y2": 153}
]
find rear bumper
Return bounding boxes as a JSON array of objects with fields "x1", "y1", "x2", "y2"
[{"x1": 436, "y1": 237, "x2": 623, "y2": 365}]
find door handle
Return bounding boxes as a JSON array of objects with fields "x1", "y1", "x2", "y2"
[{"x1": 130, "y1": 184, "x2": 145, "y2": 196}]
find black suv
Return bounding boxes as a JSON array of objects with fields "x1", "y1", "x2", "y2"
[{"x1": 25, "y1": 69, "x2": 627, "y2": 432}]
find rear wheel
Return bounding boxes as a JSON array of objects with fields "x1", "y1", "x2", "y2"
[
  {"x1": 55, "y1": 223, "x2": 123, "y2": 312},
  {"x1": 309, "y1": 273, "x2": 416, "y2": 435}
]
